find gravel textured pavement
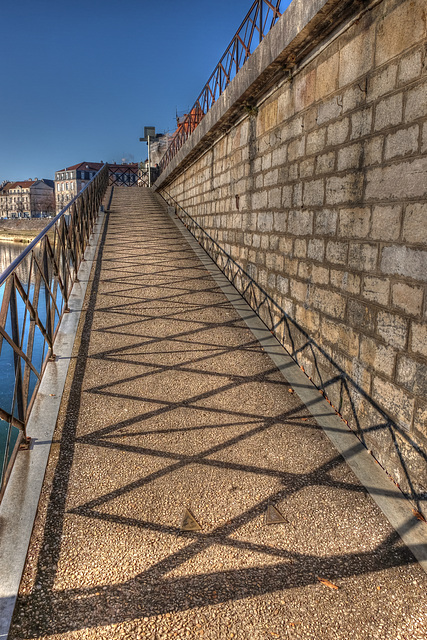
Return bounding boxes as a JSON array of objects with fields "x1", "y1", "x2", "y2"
[{"x1": 8, "y1": 188, "x2": 427, "y2": 639}]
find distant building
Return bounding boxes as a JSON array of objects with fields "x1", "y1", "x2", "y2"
[
  {"x1": 55, "y1": 161, "x2": 140, "y2": 212},
  {"x1": 0, "y1": 179, "x2": 55, "y2": 218},
  {"x1": 55, "y1": 162, "x2": 103, "y2": 213},
  {"x1": 149, "y1": 133, "x2": 173, "y2": 166}
]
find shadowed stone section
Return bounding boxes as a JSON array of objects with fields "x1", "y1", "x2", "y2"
[
  {"x1": 7, "y1": 188, "x2": 427, "y2": 639},
  {"x1": 156, "y1": 0, "x2": 427, "y2": 513}
]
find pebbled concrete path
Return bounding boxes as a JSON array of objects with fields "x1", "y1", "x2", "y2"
[{"x1": 8, "y1": 188, "x2": 427, "y2": 639}]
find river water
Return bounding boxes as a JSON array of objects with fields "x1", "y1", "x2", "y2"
[{"x1": 0, "y1": 240, "x2": 42, "y2": 488}]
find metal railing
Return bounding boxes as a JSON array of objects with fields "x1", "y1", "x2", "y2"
[
  {"x1": 159, "y1": 0, "x2": 284, "y2": 173},
  {"x1": 0, "y1": 164, "x2": 109, "y2": 500},
  {"x1": 108, "y1": 163, "x2": 139, "y2": 187}
]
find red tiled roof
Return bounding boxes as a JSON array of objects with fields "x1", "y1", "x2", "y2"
[
  {"x1": 56, "y1": 162, "x2": 103, "y2": 172},
  {"x1": 2, "y1": 180, "x2": 35, "y2": 190}
]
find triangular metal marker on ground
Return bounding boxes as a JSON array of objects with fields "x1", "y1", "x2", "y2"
[
  {"x1": 181, "y1": 508, "x2": 202, "y2": 531},
  {"x1": 265, "y1": 504, "x2": 286, "y2": 525}
]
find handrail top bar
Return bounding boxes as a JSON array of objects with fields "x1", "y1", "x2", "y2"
[{"x1": 0, "y1": 163, "x2": 107, "y2": 287}]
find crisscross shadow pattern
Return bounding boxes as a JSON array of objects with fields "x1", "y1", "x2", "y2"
[{"x1": 9, "y1": 188, "x2": 427, "y2": 639}]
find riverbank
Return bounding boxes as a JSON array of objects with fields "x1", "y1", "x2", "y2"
[{"x1": 0, "y1": 219, "x2": 53, "y2": 244}]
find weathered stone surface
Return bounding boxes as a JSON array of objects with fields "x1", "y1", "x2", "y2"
[
  {"x1": 316, "y1": 51, "x2": 339, "y2": 100},
  {"x1": 384, "y1": 125, "x2": 419, "y2": 160},
  {"x1": 338, "y1": 207, "x2": 370, "y2": 238},
  {"x1": 392, "y1": 282, "x2": 424, "y2": 317},
  {"x1": 411, "y1": 322, "x2": 427, "y2": 359},
  {"x1": 372, "y1": 377, "x2": 414, "y2": 431},
  {"x1": 360, "y1": 335, "x2": 396, "y2": 378},
  {"x1": 340, "y1": 28, "x2": 374, "y2": 87},
  {"x1": 402, "y1": 203, "x2": 427, "y2": 244},
  {"x1": 287, "y1": 209, "x2": 314, "y2": 235},
  {"x1": 377, "y1": 310, "x2": 408, "y2": 349},
  {"x1": 375, "y1": 0, "x2": 426, "y2": 66},
  {"x1": 381, "y1": 245, "x2": 427, "y2": 282},
  {"x1": 362, "y1": 276, "x2": 390, "y2": 306},
  {"x1": 374, "y1": 92, "x2": 403, "y2": 131},
  {"x1": 326, "y1": 174, "x2": 364, "y2": 205},
  {"x1": 365, "y1": 158, "x2": 427, "y2": 201},
  {"x1": 370, "y1": 205, "x2": 401, "y2": 241}
]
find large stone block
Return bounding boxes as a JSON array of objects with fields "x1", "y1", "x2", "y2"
[
  {"x1": 360, "y1": 335, "x2": 396, "y2": 378},
  {"x1": 327, "y1": 118, "x2": 350, "y2": 146},
  {"x1": 381, "y1": 245, "x2": 427, "y2": 282},
  {"x1": 330, "y1": 269, "x2": 361, "y2": 294},
  {"x1": 287, "y1": 136, "x2": 306, "y2": 162},
  {"x1": 377, "y1": 310, "x2": 408, "y2": 349},
  {"x1": 397, "y1": 354, "x2": 427, "y2": 396},
  {"x1": 294, "y1": 69, "x2": 316, "y2": 112},
  {"x1": 391, "y1": 282, "x2": 423, "y2": 317},
  {"x1": 339, "y1": 27, "x2": 374, "y2": 87},
  {"x1": 295, "y1": 305, "x2": 320, "y2": 334},
  {"x1": 326, "y1": 174, "x2": 364, "y2": 205},
  {"x1": 337, "y1": 143, "x2": 363, "y2": 171},
  {"x1": 252, "y1": 190, "x2": 268, "y2": 210},
  {"x1": 362, "y1": 276, "x2": 390, "y2": 306},
  {"x1": 384, "y1": 125, "x2": 419, "y2": 160},
  {"x1": 338, "y1": 207, "x2": 371, "y2": 239},
  {"x1": 368, "y1": 62, "x2": 397, "y2": 102},
  {"x1": 411, "y1": 322, "x2": 427, "y2": 359},
  {"x1": 316, "y1": 151, "x2": 336, "y2": 174},
  {"x1": 370, "y1": 205, "x2": 401, "y2": 241},
  {"x1": 320, "y1": 318, "x2": 359, "y2": 357},
  {"x1": 257, "y1": 99, "x2": 278, "y2": 136},
  {"x1": 365, "y1": 157, "x2": 427, "y2": 201},
  {"x1": 375, "y1": 0, "x2": 426, "y2": 67},
  {"x1": 306, "y1": 128, "x2": 326, "y2": 155},
  {"x1": 364, "y1": 132, "x2": 384, "y2": 165},
  {"x1": 402, "y1": 203, "x2": 427, "y2": 244},
  {"x1": 287, "y1": 209, "x2": 314, "y2": 236},
  {"x1": 303, "y1": 179, "x2": 325, "y2": 206},
  {"x1": 374, "y1": 92, "x2": 403, "y2": 131},
  {"x1": 307, "y1": 238, "x2": 325, "y2": 262},
  {"x1": 299, "y1": 158, "x2": 315, "y2": 178},
  {"x1": 348, "y1": 299, "x2": 376, "y2": 333},
  {"x1": 290, "y1": 279, "x2": 308, "y2": 302},
  {"x1": 311, "y1": 286, "x2": 346, "y2": 319},
  {"x1": 311, "y1": 264, "x2": 329, "y2": 285},
  {"x1": 348, "y1": 242, "x2": 378, "y2": 272},
  {"x1": 350, "y1": 107, "x2": 373, "y2": 140},
  {"x1": 326, "y1": 241, "x2": 348, "y2": 265},
  {"x1": 372, "y1": 377, "x2": 414, "y2": 432},
  {"x1": 294, "y1": 238, "x2": 307, "y2": 258},
  {"x1": 316, "y1": 51, "x2": 339, "y2": 100},
  {"x1": 314, "y1": 209, "x2": 338, "y2": 236},
  {"x1": 317, "y1": 96, "x2": 342, "y2": 125},
  {"x1": 398, "y1": 49, "x2": 423, "y2": 86}
]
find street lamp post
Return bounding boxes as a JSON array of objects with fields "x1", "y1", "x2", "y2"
[{"x1": 139, "y1": 126, "x2": 156, "y2": 187}]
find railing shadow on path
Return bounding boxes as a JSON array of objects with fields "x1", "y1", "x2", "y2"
[{"x1": 7, "y1": 191, "x2": 426, "y2": 638}]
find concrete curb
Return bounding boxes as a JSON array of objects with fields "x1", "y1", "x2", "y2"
[
  {"x1": 0, "y1": 212, "x2": 105, "y2": 639},
  {"x1": 167, "y1": 207, "x2": 427, "y2": 576}
]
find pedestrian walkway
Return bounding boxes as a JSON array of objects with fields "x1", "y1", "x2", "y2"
[{"x1": 8, "y1": 188, "x2": 427, "y2": 639}]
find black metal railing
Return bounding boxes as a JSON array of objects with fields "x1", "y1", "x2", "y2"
[
  {"x1": 108, "y1": 163, "x2": 139, "y2": 186},
  {"x1": 0, "y1": 164, "x2": 108, "y2": 500},
  {"x1": 159, "y1": 0, "x2": 284, "y2": 173}
]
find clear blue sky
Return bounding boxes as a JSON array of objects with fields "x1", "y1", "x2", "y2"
[{"x1": 0, "y1": 0, "x2": 275, "y2": 181}]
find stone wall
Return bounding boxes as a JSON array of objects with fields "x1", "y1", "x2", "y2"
[{"x1": 156, "y1": 0, "x2": 427, "y2": 512}]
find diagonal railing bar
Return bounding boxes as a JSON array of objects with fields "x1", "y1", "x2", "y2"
[
  {"x1": 159, "y1": 0, "x2": 284, "y2": 173},
  {"x1": 0, "y1": 163, "x2": 109, "y2": 501}
]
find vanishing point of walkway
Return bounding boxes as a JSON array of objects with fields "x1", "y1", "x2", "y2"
[{"x1": 8, "y1": 188, "x2": 427, "y2": 639}]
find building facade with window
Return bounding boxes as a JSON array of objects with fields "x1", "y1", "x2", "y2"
[
  {"x1": 54, "y1": 162, "x2": 103, "y2": 213},
  {"x1": 0, "y1": 179, "x2": 55, "y2": 218}
]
